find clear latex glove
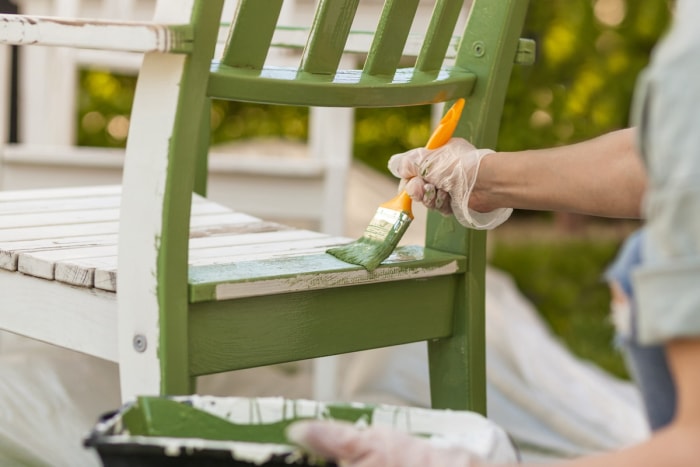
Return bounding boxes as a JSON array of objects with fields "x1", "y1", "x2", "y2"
[
  {"x1": 388, "y1": 138, "x2": 512, "y2": 230},
  {"x1": 287, "y1": 420, "x2": 480, "y2": 467}
]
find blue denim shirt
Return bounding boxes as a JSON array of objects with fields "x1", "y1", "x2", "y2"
[
  {"x1": 605, "y1": 230, "x2": 644, "y2": 339},
  {"x1": 631, "y1": 0, "x2": 700, "y2": 345}
]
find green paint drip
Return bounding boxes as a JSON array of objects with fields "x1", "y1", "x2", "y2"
[{"x1": 327, "y1": 207, "x2": 412, "y2": 271}]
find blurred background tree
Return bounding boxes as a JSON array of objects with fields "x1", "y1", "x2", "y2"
[
  {"x1": 76, "y1": 0, "x2": 671, "y2": 379},
  {"x1": 78, "y1": 0, "x2": 671, "y2": 173}
]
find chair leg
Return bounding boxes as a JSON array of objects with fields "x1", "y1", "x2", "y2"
[
  {"x1": 427, "y1": 309, "x2": 487, "y2": 414},
  {"x1": 426, "y1": 231, "x2": 488, "y2": 414},
  {"x1": 312, "y1": 355, "x2": 339, "y2": 401}
]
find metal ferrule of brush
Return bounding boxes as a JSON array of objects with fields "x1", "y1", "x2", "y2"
[{"x1": 363, "y1": 207, "x2": 412, "y2": 241}]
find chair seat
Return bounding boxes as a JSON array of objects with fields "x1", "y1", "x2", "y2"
[{"x1": 0, "y1": 185, "x2": 466, "y2": 302}]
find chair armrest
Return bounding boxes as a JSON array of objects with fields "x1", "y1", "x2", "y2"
[{"x1": 0, "y1": 13, "x2": 192, "y2": 53}]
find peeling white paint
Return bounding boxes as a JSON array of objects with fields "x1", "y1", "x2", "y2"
[
  {"x1": 215, "y1": 261, "x2": 460, "y2": 300},
  {"x1": 0, "y1": 14, "x2": 189, "y2": 52}
]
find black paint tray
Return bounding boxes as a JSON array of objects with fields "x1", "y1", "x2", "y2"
[{"x1": 85, "y1": 395, "x2": 518, "y2": 466}]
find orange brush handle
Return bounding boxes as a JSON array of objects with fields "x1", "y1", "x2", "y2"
[{"x1": 380, "y1": 98, "x2": 465, "y2": 218}]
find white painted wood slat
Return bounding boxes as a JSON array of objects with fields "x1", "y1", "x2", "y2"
[
  {"x1": 0, "y1": 195, "x2": 121, "y2": 215},
  {"x1": 3, "y1": 228, "x2": 305, "y2": 273},
  {"x1": 18, "y1": 244, "x2": 118, "y2": 280},
  {"x1": 0, "y1": 269, "x2": 118, "y2": 362},
  {"x1": 0, "y1": 205, "x2": 254, "y2": 243},
  {"x1": 3, "y1": 207, "x2": 121, "y2": 229},
  {"x1": 0, "y1": 185, "x2": 121, "y2": 202},
  {"x1": 0, "y1": 197, "x2": 230, "y2": 229},
  {"x1": 0, "y1": 221, "x2": 120, "y2": 243},
  {"x1": 0, "y1": 233, "x2": 118, "y2": 270},
  {"x1": 0, "y1": 185, "x2": 345, "y2": 292},
  {"x1": 0, "y1": 213, "x2": 272, "y2": 269},
  {"x1": 13, "y1": 228, "x2": 327, "y2": 285},
  {"x1": 0, "y1": 13, "x2": 191, "y2": 53}
]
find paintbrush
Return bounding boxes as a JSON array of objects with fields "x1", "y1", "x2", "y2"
[{"x1": 327, "y1": 98, "x2": 465, "y2": 271}]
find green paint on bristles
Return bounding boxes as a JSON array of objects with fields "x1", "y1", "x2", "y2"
[{"x1": 327, "y1": 207, "x2": 412, "y2": 271}]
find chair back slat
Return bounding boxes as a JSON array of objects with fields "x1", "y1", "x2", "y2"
[
  {"x1": 300, "y1": 0, "x2": 360, "y2": 75},
  {"x1": 221, "y1": 0, "x2": 284, "y2": 69},
  {"x1": 208, "y1": 0, "x2": 479, "y2": 107},
  {"x1": 362, "y1": 0, "x2": 420, "y2": 77},
  {"x1": 416, "y1": 0, "x2": 465, "y2": 72}
]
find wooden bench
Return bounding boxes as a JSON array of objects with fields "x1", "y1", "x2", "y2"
[{"x1": 0, "y1": 0, "x2": 532, "y2": 412}]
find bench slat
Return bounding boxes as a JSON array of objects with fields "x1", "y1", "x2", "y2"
[
  {"x1": 85, "y1": 234, "x2": 347, "y2": 292},
  {"x1": 0, "y1": 200, "x2": 229, "y2": 229},
  {"x1": 16, "y1": 229, "x2": 334, "y2": 283},
  {"x1": 189, "y1": 246, "x2": 465, "y2": 302},
  {"x1": 0, "y1": 210, "x2": 261, "y2": 246},
  {"x1": 0, "y1": 185, "x2": 121, "y2": 202},
  {"x1": 19, "y1": 244, "x2": 118, "y2": 280},
  {"x1": 416, "y1": 0, "x2": 465, "y2": 72},
  {"x1": 301, "y1": 0, "x2": 360, "y2": 75},
  {"x1": 363, "y1": 0, "x2": 420, "y2": 76},
  {"x1": 0, "y1": 195, "x2": 121, "y2": 215},
  {"x1": 0, "y1": 221, "x2": 120, "y2": 243},
  {"x1": 0, "y1": 234, "x2": 118, "y2": 271},
  {"x1": 221, "y1": 0, "x2": 284, "y2": 69},
  {"x1": 1, "y1": 225, "x2": 298, "y2": 272}
]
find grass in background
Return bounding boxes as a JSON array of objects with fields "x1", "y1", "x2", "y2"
[{"x1": 488, "y1": 219, "x2": 639, "y2": 380}]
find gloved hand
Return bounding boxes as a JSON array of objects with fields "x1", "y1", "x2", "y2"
[
  {"x1": 388, "y1": 138, "x2": 512, "y2": 230},
  {"x1": 286, "y1": 419, "x2": 481, "y2": 467}
]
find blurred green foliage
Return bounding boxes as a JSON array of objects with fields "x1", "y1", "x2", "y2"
[
  {"x1": 78, "y1": 70, "x2": 135, "y2": 147},
  {"x1": 500, "y1": 0, "x2": 671, "y2": 151}
]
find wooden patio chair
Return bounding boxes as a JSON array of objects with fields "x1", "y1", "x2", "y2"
[{"x1": 0, "y1": 0, "x2": 532, "y2": 413}]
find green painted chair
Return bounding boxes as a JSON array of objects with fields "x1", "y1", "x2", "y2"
[{"x1": 0, "y1": 0, "x2": 532, "y2": 413}]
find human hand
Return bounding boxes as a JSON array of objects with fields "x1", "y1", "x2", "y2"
[
  {"x1": 388, "y1": 138, "x2": 512, "y2": 229},
  {"x1": 286, "y1": 419, "x2": 480, "y2": 467}
]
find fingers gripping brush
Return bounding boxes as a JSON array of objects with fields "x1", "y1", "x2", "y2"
[{"x1": 327, "y1": 98, "x2": 465, "y2": 271}]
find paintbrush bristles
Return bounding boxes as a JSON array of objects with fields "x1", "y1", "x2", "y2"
[{"x1": 327, "y1": 208, "x2": 412, "y2": 271}]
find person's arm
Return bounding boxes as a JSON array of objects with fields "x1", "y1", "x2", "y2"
[
  {"x1": 470, "y1": 128, "x2": 647, "y2": 218},
  {"x1": 548, "y1": 339, "x2": 700, "y2": 467},
  {"x1": 388, "y1": 128, "x2": 647, "y2": 229}
]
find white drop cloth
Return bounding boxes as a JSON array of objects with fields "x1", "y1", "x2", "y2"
[{"x1": 0, "y1": 162, "x2": 649, "y2": 465}]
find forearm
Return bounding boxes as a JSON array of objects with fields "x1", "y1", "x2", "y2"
[
  {"x1": 493, "y1": 427, "x2": 699, "y2": 467},
  {"x1": 501, "y1": 340, "x2": 700, "y2": 467},
  {"x1": 471, "y1": 128, "x2": 647, "y2": 218}
]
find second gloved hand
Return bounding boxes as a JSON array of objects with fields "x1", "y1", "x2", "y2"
[
  {"x1": 287, "y1": 420, "x2": 481, "y2": 467},
  {"x1": 388, "y1": 138, "x2": 512, "y2": 230}
]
